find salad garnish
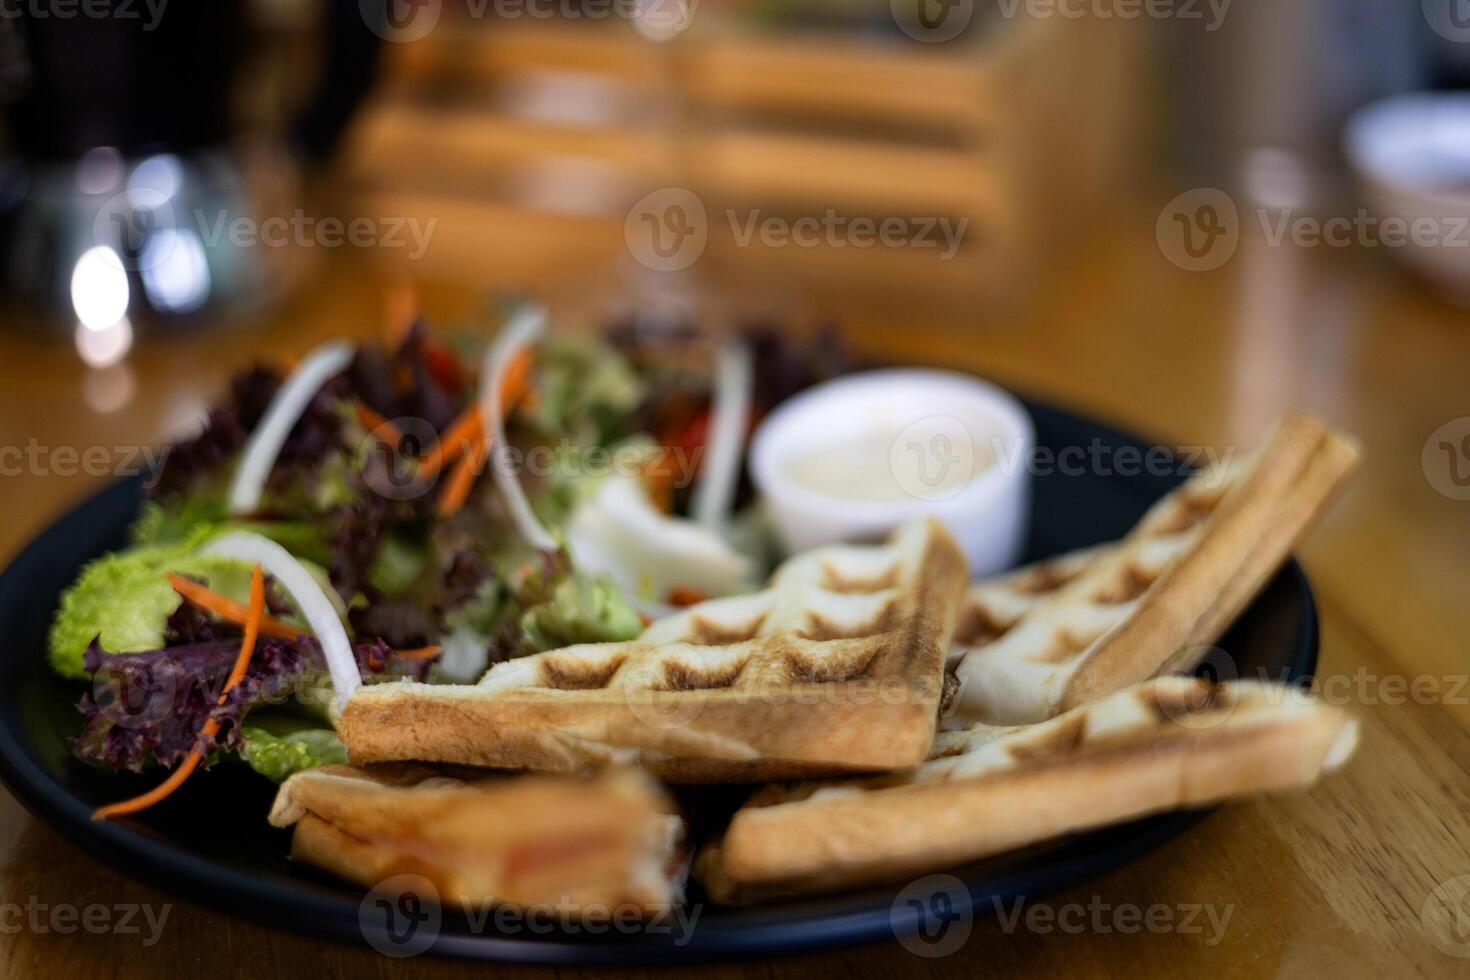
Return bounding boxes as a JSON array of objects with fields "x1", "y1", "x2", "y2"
[
  {"x1": 49, "y1": 296, "x2": 853, "y2": 802},
  {"x1": 166, "y1": 573, "x2": 301, "y2": 640},
  {"x1": 690, "y1": 339, "x2": 753, "y2": 534},
  {"x1": 92, "y1": 564, "x2": 266, "y2": 820},
  {"x1": 481, "y1": 302, "x2": 558, "y2": 552},
  {"x1": 205, "y1": 532, "x2": 362, "y2": 711},
  {"x1": 227, "y1": 341, "x2": 356, "y2": 515}
]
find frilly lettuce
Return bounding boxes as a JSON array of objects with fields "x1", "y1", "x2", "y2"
[
  {"x1": 48, "y1": 540, "x2": 256, "y2": 680},
  {"x1": 367, "y1": 530, "x2": 431, "y2": 598},
  {"x1": 239, "y1": 725, "x2": 346, "y2": 783},
  {"x1": 525, "y1": 335, "x2": 645, "y2": 447},
  {"x1": 130, "y1": 496, "x2": 227, "y2": 548},
  {"x1": 520, "y1": 572, "x2": 642, "y2": 651},
  {"x1": 48, "y1": 527, "x2": 344, "y2": 680},
  {"x1": 435, "y1": 556, "x2": 640, "y2": 678},
  {"x1": 132, "y1": 498, "x2": 331, "y2": 567}
]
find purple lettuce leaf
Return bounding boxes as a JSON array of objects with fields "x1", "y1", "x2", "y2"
[
  {"x1": 72, "y1": 632, "x2": 419, "y2": 774},
  {"x1": 347, "y1": 547, "x2": 494, "y2": 649},
  {"x1": 147, "y1": 367, "x2": 281, "y2": 500}
]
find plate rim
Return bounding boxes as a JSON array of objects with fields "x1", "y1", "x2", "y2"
[{"x1": 0, "y1": 401, "x2": 1321, "y2": 964}]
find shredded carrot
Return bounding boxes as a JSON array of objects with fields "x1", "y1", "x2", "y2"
[
  {"x1": 218, "y1": 568, "x2": 265, "y2": 692},
  {"x1": 169, "y1": 574, "x2": 437, "y2": 663},
  {"x1": 436, "y1": 437, "x2": 486, "y2": 517},
  {"x1": 167, "y1": 574, "x2": 300, "y2": 640},
  {"x1": 666, "y1": 586, "x2": 708, "y2": 608},
  {"x1": 355, "y1": 402, "x2": 403, "y2": 450},
  {"x1": 417, "y1": 405, "x2": 484, "y2": 481},
  {"x1": 94, "y1": 566, "x2": 266, "y2": 821},
  {"x1": 416, "y1": 349, "x2": 537, "y2": 481},
  {"x1": 393, "y1": 645, "x2": 443, "y2": 661},
  {"x1": 91, "y1": 743, "x2": 206, "y2": 821}
]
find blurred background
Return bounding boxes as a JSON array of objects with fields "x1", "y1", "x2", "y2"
[
  {"x1": 8, "y1": 0, "x2": 1470, "y2": 343},
  {"x1": 5, "y1": 7, "x2": 1470, "y2": 970},
  {"x1": 1, "y1": 0, "x2": 1469, "y2": 513}
]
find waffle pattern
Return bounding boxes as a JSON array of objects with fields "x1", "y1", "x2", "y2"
[
  {"x1": 947, "y1": 412, "x2": 1358, "y2": 726},
  {"x1": 698, "y1": 676, "x2": 1359, "y2": 902},
  {"x1": 339, "y1": 518, "x2": 968, "y2": 781},
  {"x1": 485, "y1": 530, "x2": 931, "y2": 695}
]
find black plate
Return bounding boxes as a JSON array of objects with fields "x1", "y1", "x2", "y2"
[{"x1": 0, "y1": 398, "x2": 1318, "y2": 963}]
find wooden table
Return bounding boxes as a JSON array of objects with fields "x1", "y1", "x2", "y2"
[{"x1": 1, "y1": 215, "x2": 1468, "y2": 977}]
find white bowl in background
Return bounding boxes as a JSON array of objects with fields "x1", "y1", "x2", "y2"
[
  {"x1": 1345, "y1": 92, "x2": 1470, "y2": 300},
  {"x1": 749, "y1": 369, "x2": 1033, "y2": 578}
]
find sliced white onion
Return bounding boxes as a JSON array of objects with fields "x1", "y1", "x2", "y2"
[
  {"x1": 227, "y1": 340, "x2": 356, "y2": 515},
  {"x1": 690, "y1": 338, "x2": 752, "y2": 534},
  {"x1": 204, "y1": 531, "x2": 361, "y2": 710},
  {"x1": 479, "y1": 304, "x2": 557, "y2": 552},
  {"x1": 568, "y1": 474, "x2": 752, "y2": 601},
  {"x1": 435, "y1": 622, "x2": 492, "y2": 684}
]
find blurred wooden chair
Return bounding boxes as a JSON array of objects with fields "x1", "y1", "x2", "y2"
[{"x1": 339, "y1": 7, "x2": 1145, "y2": 314}]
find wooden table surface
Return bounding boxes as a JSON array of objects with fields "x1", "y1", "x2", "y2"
[{"x1": 1, "y1": 215, "x2": 1468, "y2": 978}]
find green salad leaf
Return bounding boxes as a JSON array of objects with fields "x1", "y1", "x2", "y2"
[
  {"x1": 368, "y1": 529, "x2": 431, "y2": 597},
  {"x1": 48, "y1": 538, "x2": 256, "y2": 679},
  {"x1": 132, "y1": 498, "x2": 331, "y2": 567},
  {"x1": 239, "y1": 725, "x2": 346, "y2": 783},
  {"x1": 526, "y1": 335, "x2": 645, "y2": 446},
  {"x1": 130, "y1": 495, "x2": 227, "y2": 547},
  {"x1": 520, "y1": 572, "x2": 642, "y2": 652}
]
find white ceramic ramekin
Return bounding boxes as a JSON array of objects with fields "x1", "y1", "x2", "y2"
[
  {"x1": 750, "y1": 369, "x2": 1033, "y2": 577},
  {"x1": 1345, "y1": 93, "x2": 1470, "y2": 302}
]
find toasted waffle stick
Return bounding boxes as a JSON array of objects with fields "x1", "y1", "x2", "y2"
[
  {"x1": 948, "y1": 412, "x2": 1359, "y2": 726},
  {"x1": 339, "y1": 519, "x2": 968, "y2": 782},
  {"x1": 269, "y1": 764, "x2": 685, "y2": 913},
  {"x1": 697, "y1": 676, "x2": 1358, "y2": 903}
]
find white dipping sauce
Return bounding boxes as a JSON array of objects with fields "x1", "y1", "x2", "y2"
[
  {"x1": 750, "y1": 370, "x2": 1033, "y2": 577},
  {"x1": 783, "y1": 420, "x2": 1000, "y2": 503}
]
